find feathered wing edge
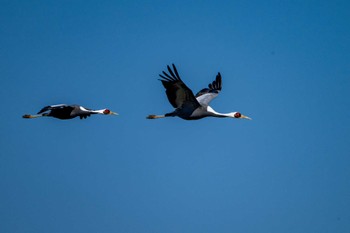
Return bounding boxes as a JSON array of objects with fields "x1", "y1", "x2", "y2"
[
  {"x1": 194, "y1": 72, "x2": 222, "y2": 106},
  {"x1": 37, "y1": 104, "x2": 69, "y2": 114},
  {"x1": 158, "y1": 64, "x2": 199, "y2": 109},
  {"x1": 159, "y1": 64, "x2": 182, "y2": 82},
  {"x1": 195, "y1": 72, "x2": 222, "y2": 97}
]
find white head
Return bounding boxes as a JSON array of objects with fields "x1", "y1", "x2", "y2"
[
  {"x1": 227, "y1": 112, "x2": 251, "y2": 120},
  {"x1": 93, "y1": 109, "x2": 118, "y2": 115}
]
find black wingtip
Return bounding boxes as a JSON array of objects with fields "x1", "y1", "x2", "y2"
[
  {"x1": 167, "y1": 65, "x2": 172, "y2": 71},
  {"x1": 158, "y1": 64, "x2": 181, "y2": 82},
  {"x1": 216, "y1": 72, "x2": 222, "y2": 90},
  {"x1": 171, "y1": 64, "x2": 181, "y2": 80},
  {"x1": 159, "y1": 72, "x2": 173, "y2": 81},
  {"x1": 207, "y1": 72, "x2": 222, "y2": 91},
  {"x1": 167, "y1": 65, "x2": 174, "y2": 75},
  {"x1": 37, "y1": 106, "x2": 49, "y2": 114}
]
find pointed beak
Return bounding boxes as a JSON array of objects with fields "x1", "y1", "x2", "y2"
[
  {"x1": 110, "y1": 111, "x2": 118, "y2": 115},
  {"x1": 241, "y1": 114, "x2": 252, "y2": 120}
]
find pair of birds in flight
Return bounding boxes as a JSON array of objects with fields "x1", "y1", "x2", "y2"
[{"x1": 23, "y1": 64, "x2": 251, "y2": 121}]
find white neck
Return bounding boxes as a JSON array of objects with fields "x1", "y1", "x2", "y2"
[
  {"x1": 206, "y1": 106, "x2": 236, "y2": 118},
  {"x1": 78, "y1": 106, "x2": 107, "y2": 114},
  {"x1": 90, "y1": 109, "x2": 106, "y2": 114}
]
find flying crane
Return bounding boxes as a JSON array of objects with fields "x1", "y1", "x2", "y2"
[
  {"x1": 23, "y1": 104, "x2": 117, "y2": 120},
  {"x1": 147, "y1": 64, "x2": 251, "y2": 121}
]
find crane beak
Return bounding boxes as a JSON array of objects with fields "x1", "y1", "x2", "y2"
[
  {"x1": 110, "y1": 111, "x2": 118, "y2": 115},
  {"x1": 241, "y1": 115, "x2": 252, "y2": 120}
]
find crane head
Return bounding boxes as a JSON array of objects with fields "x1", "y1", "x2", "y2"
[
  {"x1": 233, "y1": 112, "x2": 251, "y2": 120},
  {"x1": 102, "y1": 109, "x2": 118, "y2": 115}
]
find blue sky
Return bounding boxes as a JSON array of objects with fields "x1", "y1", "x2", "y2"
[{"x1": 1, "y1": 1, "x2": 350, "y2": 232}]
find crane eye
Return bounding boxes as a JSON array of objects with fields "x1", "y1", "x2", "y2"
[
  {"x1": 103, "y1": 109, "x2": 110, "y2": 114},
  {"x1": 234, "y1": 112, "x2": 241, "y2": 118}
]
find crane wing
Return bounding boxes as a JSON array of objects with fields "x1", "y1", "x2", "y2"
[
  {"x1": 159, "y1": 64, "x2": 200, "y2": 109},
  {"x1": 195, "y1": 72, "x2": 222, "y2": 106},
  {"x1": 37, "y1": 104, "x2": 71, "y2": 114}
]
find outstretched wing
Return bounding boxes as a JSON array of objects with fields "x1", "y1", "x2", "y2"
[
  {"x1": 195, "y1": 72, "x2": 222, "y2": 106},
  {"x1": 37, "y1": 104, "x2": 71, "y2": 114},
  {"x1": 159, "y1": 64, "x2": 200, "y2": 109}
]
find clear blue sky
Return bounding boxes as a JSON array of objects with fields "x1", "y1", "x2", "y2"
[{"x1": 1, "y1": 1, "x2": 349, "y2": 232}]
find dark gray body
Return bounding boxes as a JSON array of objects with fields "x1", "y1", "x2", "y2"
[
  {"x1": 166, "y1": 105, "x2": 224, "y2": 120},
  {"x1": 39, "y1": 104, "x2": 94, "y2": 120}
]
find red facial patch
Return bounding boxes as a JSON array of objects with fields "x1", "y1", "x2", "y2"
[
  {"x1": 234, "y1": 112, "x2": 241, "y2": 118},
  {"x1": 103, "y1": 109, "x2": 111, "y2": 114}
]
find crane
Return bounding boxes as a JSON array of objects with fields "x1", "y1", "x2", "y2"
[
  {"x1": 147, "y1": 64, "x2": 251, "y2": 120},
  {"x1": 23, "y1": 104, "x2": 117, "y2": 120}
]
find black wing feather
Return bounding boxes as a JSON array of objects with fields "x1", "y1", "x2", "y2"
[
  {"x1": 195, "y1": 72, "x2": 222, "y2": 97},
  {"x1": 158, "y1": 64, "x2": 200, "y2": 109},
  {"x1": 37, "y1": 104, "x2": 73, "y2": 114},
  {"x1": 37, "y1": 106, "x2": 51, "y2": 114}
]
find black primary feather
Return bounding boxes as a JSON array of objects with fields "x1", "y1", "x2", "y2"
[
  {"x1": 158, "y1": 64, "x2": 199, "y2": 109},
  {"x1": 37, "y1": 105, "x2": 52, "y2": 114},
  {"x1": 195, "y1": 72, "x2": 222, "y2": 97}
]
